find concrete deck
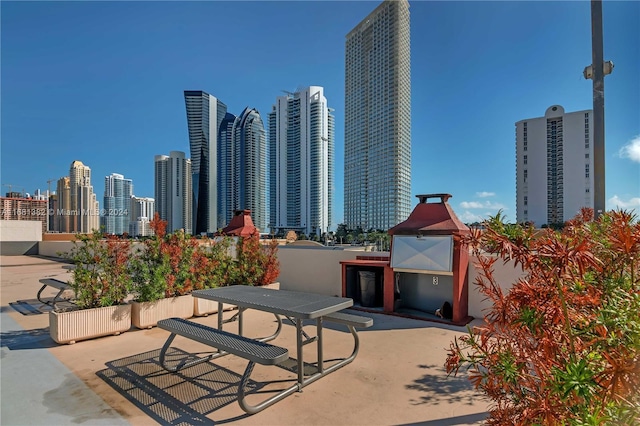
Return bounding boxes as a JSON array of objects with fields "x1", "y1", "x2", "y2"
[{"x1": 0, "y1": 255, "x2": 488, "y2": 425}]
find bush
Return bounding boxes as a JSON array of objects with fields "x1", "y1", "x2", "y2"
[
  {"x1": 64, "y1": 230, "x2": 132, "y2": 309},
  {"x1": 130, "y1": 213, "x2": 218, "y2": 301},
  {"x1": 446, "y1": 209, "x2": 640, "y2": 424},
  {"x1": 231, "y1": 232, "x2": 280, "y2": 286}
]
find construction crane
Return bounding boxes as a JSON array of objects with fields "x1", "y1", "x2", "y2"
[{"x1": 47, "y1": 179, "x2": 56, "y2": 198}]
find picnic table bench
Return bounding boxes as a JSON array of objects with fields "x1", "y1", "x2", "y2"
[
  {"x1": 158, "y1": 318, "x2": 293, "y2": 414},
  {"x1": 37, "y1": 278, "x2": 74, "y2": 310},
  {"x1": 157, "y1": 286, "x2": 374, "y2": 415}
]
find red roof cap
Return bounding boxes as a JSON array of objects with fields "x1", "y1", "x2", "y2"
[
  {"x1": 221, "y1": 209, "x2": 257, "y2": 237},
  {"x1": 388, "y1": 194, "x2": 469, "y2": 236}
]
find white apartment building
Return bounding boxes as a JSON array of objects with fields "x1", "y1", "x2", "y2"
[
  {"x1": 344, "y1": 0, "x2": 412, "y2": 231},
  {"x1": 129, "y1": 196, "x2": 155, "y2": 236},
  {"x1": 269, "y1": 86, "x2": 334, "y2": 237},
  {"x1": 154, "y1": 151, "x2": 192, "y2": 234},
  {"x1": 516, "y1": 105, "x2": 594, "y2": 227}
]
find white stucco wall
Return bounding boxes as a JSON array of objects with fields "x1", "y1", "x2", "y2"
[
  {"x1": 276, "y1": 246, "x2": 369, "y2": 296},
  {"x1": 467, "y1": 254, "x2": 525, "y2": 319},
  {"x1": 0, "y1": 220, "x2": 42, "y2": 241},
  {"x1": 37, "y1": 240, "x2": 525, "y2": 321},
  {"x1": 38, "y1": 241, "x2": 76, "y2": 258}
]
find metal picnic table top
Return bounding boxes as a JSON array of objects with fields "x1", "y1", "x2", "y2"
[{"x1": 192, "y1": 286, "x2": 353, "y2": 319}]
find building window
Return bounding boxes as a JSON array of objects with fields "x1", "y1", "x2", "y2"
[
  {"x1": 524, "y1": 155, "x2": 528, "y2": 165},
  {"x1": 524, "y1": 196, "x2": 528, "y2": 206},
  {"x1": 585, "y1": 153, "x2": 589, "y2": 159}
]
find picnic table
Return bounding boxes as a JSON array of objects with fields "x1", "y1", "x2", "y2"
[{"x1": 158, "y1": 286, "x2": 372, "y2": 414}]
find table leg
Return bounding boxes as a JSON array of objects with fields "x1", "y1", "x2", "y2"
[
  {"x1": 296, "y1": 318, "x2": 303, "y2": 386},
  {"x1": 317, "y1": 317, "x2": 324, "y2": 373},
  {"x1": 238, "y1": 307, "x2": 245, "y2": 336}
]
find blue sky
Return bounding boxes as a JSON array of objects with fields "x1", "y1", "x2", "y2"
[{"x1": 2, "y1": 0, "x2": 639, "y2": 227}]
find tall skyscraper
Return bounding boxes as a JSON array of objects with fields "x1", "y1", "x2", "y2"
[
  {"x1": 154, "y1": 151, "x2": 192, "y2": 233},
  {"x1": 218, "y1": 112, "x2": 237, "y2": 229},
  {"x1": 103, "y1": 173, "x2": 132, "y2": 235},
  {"x1": 269, "y1": 86, "x2": 334, "y2": 236},
  {"x1": 344, "y1": 0, "x2": 412, "y2": 231},
  {"x1": 184, "y1": 90, "x2": 227, "y2": 235},
  {"x1": 516, "y1": 105, "x2": 594, "y2": 227},
  {"x1": 129, "y1": 196, "x2": 155, "y2": 237},
  {"x1": 233, "y1": 107, "x2": 267, "y2": 231},
  {"x1": 68, "y1": 160, "x2": 99, "y2": 233}
]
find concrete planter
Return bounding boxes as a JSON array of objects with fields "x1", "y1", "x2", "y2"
[
  {"x1": 261, "y1": 282, "x2": 280, "y2": 291},
  {"x1": 49, "y1": 304, "x2": 132, "y2": 345},
  {"x1": 193, "y1": 297, "x2": 235, "y2": 317},
  {"x1": 130, "y1": 294, "x2": 194, "y2": 329},
  {"x1": 193, "y1": 283, "x2": 280, "y2": 316}
]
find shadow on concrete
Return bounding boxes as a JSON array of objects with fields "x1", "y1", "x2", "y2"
[
  {"x1": 406, "y1": 364, "x2": 483, "y2": 407},
  {"x1": 395, "y1": 411, "x2": 487, "y2": 425},
  {"x1": 0, "y1": 327, "x2": 57, "y2": 349},
  {"x1": 98, "y1": 348, "x2": 294, "y2": 425}
]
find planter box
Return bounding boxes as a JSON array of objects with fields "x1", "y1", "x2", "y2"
[
  {"x1": 193, "y1": 298, "x2": 235, "y2": 317},
  {"x1": 49, "y1": 304, "x2": 132, "y2": 345},
  {"x1": 131, "y1": 294, "x2": 194, "y2": 329},
  {"x1": 192, "y1": 283, "x2": 280, "y2": 316},
  {"x1": 261, "y1": 282, "x2": 280, "y2": 290}
]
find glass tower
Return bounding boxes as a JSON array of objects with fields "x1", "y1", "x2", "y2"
[
  {"x1": 217, "y1": 108, "x2": 268, "y2": 231},
  {"x1": 344, "y1": 0, "x2": 412, "y2": 231},
  {"x1": 184, "y1": 90, "x2": 227, "y2": 235},
  {"x1": 103, "y1": 173, "x2": 132, "y2": 235}
]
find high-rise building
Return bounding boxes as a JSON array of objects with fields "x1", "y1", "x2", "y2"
[
  {"x1": 54, "y1": 176, "x2": 71, "y2": 233},
  {"x1": 344, "y1": 0, "x2": 412, "y2": 231},
  {"x1": 154, "y1": 151, "x2": 192, "y2": 233},
  {"x1": 184, "y1": 90, "x2": 227, "y2": 235},
  {"x1": 269, "y1": 86, "x2": 334, "y2": 236},
  {"x1": 103, "y1": 173, "x2": 133, "y2": 235},
  {"x1": 218, "y1": 112, "x2": 237, "y2": 229},
  {"x1": 67, "y1": 160, "x2": 99, "y2": 233},
  {"x1": 129, "y1": 196, "x2": 155, "y2": 237},
  {"x1": 232, "y1": 107, "x2": 267, "y2": 231},
  {"x1": 516, "y1": 105, "x2": 594, "y2": 227}
]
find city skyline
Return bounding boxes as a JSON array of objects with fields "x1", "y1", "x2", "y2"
[{"x1": 2, "y1": 1, "x2": 638, "y2": 227}]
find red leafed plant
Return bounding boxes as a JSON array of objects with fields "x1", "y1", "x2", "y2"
[
  {"x1": 446, "y1": 208, "x2": 640, "y2": 424},
  {"x1": 130, "y1": 213, "x2": 213, "y2": 301},
  {"x1": 233, "y1": 232, "x2": 280, "y2": 286}
]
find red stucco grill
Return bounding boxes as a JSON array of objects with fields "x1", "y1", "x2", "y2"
[
  {"x1": 388, "y1": 194, "x2": 472, "y2": 324},
  {"x1": 340, "y1": 193, "x2": 473, "y2": 325}
]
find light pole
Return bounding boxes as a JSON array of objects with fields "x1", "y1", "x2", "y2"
[{"x1": 584, "y1": 0, "x2": 613, "y2": 220}]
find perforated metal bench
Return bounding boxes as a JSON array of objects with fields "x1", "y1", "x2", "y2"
[
  {"x1": 37, "y1": 278, "x2": 74, "y2": 309},
  {"x1": 324, "y1": 311, "x2": 374, "y2": 329},
  {"x1": 157, "y1": 318, "x2": 293, "y2": 414}
]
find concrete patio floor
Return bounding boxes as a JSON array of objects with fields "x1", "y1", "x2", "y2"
[{"x1": 0, "y1": 255, "x2": 488, "y2": 425}]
